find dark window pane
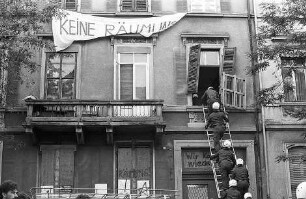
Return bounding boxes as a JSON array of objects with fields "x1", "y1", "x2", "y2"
[
  {"x1": 120, "y1": 64, "x2": 133, "y2": 100},
  {"x1": 46, "y1": 80, "x2": 59, "y2": 99},
  {"x1": 46, "y1": 54, "x2": 60, "y2": 78},
  {"x1": 62, "y1": 54, "x2": 75, "y2": 78},
  {"x1": 62, "y1": 79, "x2": 74, "y2": 99}
]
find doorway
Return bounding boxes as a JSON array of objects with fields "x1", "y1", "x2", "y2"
[{"x1": 183, "y1": 178, "x2": 217, "y2": 199}]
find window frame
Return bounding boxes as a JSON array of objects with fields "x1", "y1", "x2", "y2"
[
  {"x1": 60, "y1": 0, "x2": 77, "y2": 10},
  {"x1": 281, "y1": 57, "x2": 306, "y2": 102},
  {"x1": 44, "y1": 52, "x2": 77, "y2": 100},
  {"x1": 118, "y1": 0, "x2": 151, "y2": 13},
  {"x1": 187, "y1": 0, "x2": 221, "y2": 13}
]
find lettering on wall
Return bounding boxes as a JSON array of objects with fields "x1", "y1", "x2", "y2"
[
  {"x1": 183, "y1": 151, "x2": 211, "y2": 169},
  {"x1": 118, "y1": 168, "x2": 150, "y2": 179}
]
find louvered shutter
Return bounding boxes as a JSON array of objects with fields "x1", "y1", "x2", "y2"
[
  {"x1": 281, "y1": 67, "x2": 295, "y2": 102},
  {"x1": 176, "y1": 0, "x2": 187, "y2": 12},
  {"x1": 106, "y1": 0, "x2": 117, "y2": 12},
  {"x1": 80, "y1": 0, "x2": 91, "y2": 12},
  {"x1": 174, "y1": 47, "x2": 187, "y2": 105},
  {"x1": 121, "y1": 0, "x2": 133, "y2": 11},
  {"x1": 120, "y1": 64, "x2": 133, "y2": 100},
  {"x1": 223, "y1": 47, "x2": 236, "y2": 74},
  {"x1": 65, "y1": 0, "x2": 77, "y2": 10},
  {"x1": 220, "y1": 0, "x2": 231, "y2": 13},
  {"x1": 187, "y1": 44, "x2": 201, "y2": 94},
  {"x1": 288, "y1": 146, "x2": 306, "y2": 199},
  {"x1": 135, "y1": 0, "x2": 148, "y2": 11}
]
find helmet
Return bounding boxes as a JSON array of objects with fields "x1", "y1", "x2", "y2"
[
  {"x1": 212, "y1": 102, "x2": 220, "y2": 110},
  {"x1": 229, "y1": 179, "x2": 237, "y2": 187},
  {"x1": 244, "y1": 192, "x2": 252, "y2": 199},
  {"x1": 223, "y1": 140, "x2": 232, "y2": 148},
  {"x1": 296, "y1": 182, "x2": 306, "y2": 199},
  {"x1": 237, "y1": 158, "x2": 244, "y2": 165}
]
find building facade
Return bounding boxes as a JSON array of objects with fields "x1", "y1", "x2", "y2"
[{"x1": 0, "y1": 0, "x2": 261, "y2": 199}]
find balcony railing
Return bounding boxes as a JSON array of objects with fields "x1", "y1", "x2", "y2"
[{"x1": 25, "y1": 100, "x2": 164, "y2": 126}]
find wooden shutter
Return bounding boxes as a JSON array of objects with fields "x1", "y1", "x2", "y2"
[
  {"x1": 281, "y1": 67, "x2": 295, "y2": 101},
  {"x1": 187, "y1": 45, "x2": 201, "y2": 94},
  {"x1": 288, "y1": 146, "x2": 306, "y2": 199},
  {"x1": 59, "y1": 148, "x2": 75, "y2": 187},
  {"x1": 121, "y1": 0, "x2": 133, "y2": 11},
  {"x1": 120, "y1": 64, "x2": 133, "y2": 100},
  {"x1": 220, "y1": 0, "x2": 231, "y2": 13},
  {"x1": 106, "y1": 0, "x2": 117, "y2": 12},
  {"x1": 80, "y1": 0, "x2": 91, "y2": 12},
  {"x1": 294, "y1": 69, "x2": 306, "y2": 101},
  {"x1": 223, "y1": 47, "x2": 236, "y2": 74},
  {"x1": 173, "y1": 47, "x2": 187, "y2": 105},
  {"x1": 135, "y1": 0, "x2": 148, "y2": 11},
  {"x1": 41, "y1": 149, "x2": 56, "y2": 186},
  {"x1": 65, "y1": 0, "x2": 76, "y2": 10},
  {"x1": 151, "y1": 0, "x2": 161, "y2": 12},
  {"x1": 176, "y1": 0, "x2": 187, "y2": 12}
]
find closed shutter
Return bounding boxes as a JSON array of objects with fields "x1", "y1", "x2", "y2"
[
  {"x1": 151, "y1": 0, "x2": 161, "y2": 12},
  {"x1": 120, "y1": 64, "x2": 133, "y2": 100},
  {"x1": 176, "y1": 0, "x2": 187, "y2": 12},
  {"x1": 121, "y1": 0, "x2": 133, "y2": 11},
  {"x1": 41, "y1": 149, "x2": 56, "y2": 186},
  {"x1": 288, "y1": 146, "x2": 306, "y2": 199},
  {"x1": 281, "y1": 67, "x2": 295, "y2": 101},
  {"x1": 220, "y1": 0, "x2": 231, "y2": 13},
  {"x1": 174, "y1": 47, "x2": 187, "y2": 105},
  {"x1": 80, "y1": 0, "x2": 91, "y2": 12},
  {"x1": 294, "y1": 69, "x2": 306, "y2": 101},
  {"x1": 135, "y1": 0, "x2": 148, "y2": 11},
  {"x1": 187, "y1": 44, "x2": 201, "y2": 94},
  {"x1": 65, "y1": 0, "x2": 76, "y2": 10},
  {"x1": 223, "y1": 47, "x2": 236, "y2": 74},
  {"x1": 59, "y1": 148, "x2": 75, "y2": 187},
  {"x1": 106, "y1": 0, "x2": 117, "y2": 12}
]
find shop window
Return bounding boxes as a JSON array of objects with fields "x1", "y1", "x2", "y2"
[
  {"x1": 116, "y1": 143, "x2": 153, "y2": 195},
  {"x1": 119, "y1": 0, "x2": 150, "y2": 12},
  {"x1": 281, "y1": 57, "x2": 306, "y2": 101},
  {"x1": 188, "y1": 0, "x2": 221, "y2": 13},
  {"x1": 45, "y1": 53, "x2": 77, "y2": 99},
  {"x1": 288, "y1": 146, "x2": 306, "y2": 199}
]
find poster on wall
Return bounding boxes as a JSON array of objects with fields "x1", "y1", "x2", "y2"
[
  {"x1": 137, "y1": 180, "x2": 150, "y2": 196},
  {"x1": 118, "y1": 179, "x2": 130, "y2": 194}
]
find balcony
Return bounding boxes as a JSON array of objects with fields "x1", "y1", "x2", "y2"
[{"x1": 25, "y1": 100, "x2": 164, "y2": 144}]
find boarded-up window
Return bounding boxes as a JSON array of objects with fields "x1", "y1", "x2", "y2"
[
  {"x1": 40, "y1": 146, "x2": 76, "y2": 189},
  {"x1": 222, "y1": 73, "x2": 246, "y2": 109},
  {"x1": 281, "y1": 58, "x2": 306, "y2": 102},
  {"x1": 116, "y1": 144, "x2": 152, "y2": 195},
  {"x1": 288, "y1": 146, "x2": 306, "y2": 199},
  {"x1": 120, "y1": 0, "x2": 149, "y2": 12}
]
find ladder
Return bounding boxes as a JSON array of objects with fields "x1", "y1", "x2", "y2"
[{"x1": 203, "y1": 106, "x2": 237, "y2": 198}]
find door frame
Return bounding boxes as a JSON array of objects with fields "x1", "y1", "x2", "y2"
[{"x1": 174, "y1": 140, "x2": 257, "y2": 199}]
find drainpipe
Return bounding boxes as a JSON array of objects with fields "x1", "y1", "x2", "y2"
[{"x1": 251, "y1": 0, "x2": 270, "y2": 198}]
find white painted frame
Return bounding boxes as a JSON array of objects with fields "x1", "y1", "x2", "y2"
[
  {"x1": 174, "y1": 140, "x2": 257, "y2": 199},
  {"x1": 284, "y1": 143, "x2": 306, "y2": 199},
  {"x1": 187, "y1": 0, "x2": 221, "y2": 13}
]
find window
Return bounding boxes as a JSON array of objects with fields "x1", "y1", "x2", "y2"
[
  {"x1": 117, "y1": 53, "x2": 149, "y2": 100},
  {"x1": 116, "y1": 143, "x2": 153, "y2": 195},
  {"x1": 287, "y1": 146, "x2": 306, "y2": 199},
  {"x1": 281, "y1": 57, "x2": 306, "y2": 101},
  {"x1": 58, "y1": 0, "x2": 77, "y2": 10},
  {"x1": 119, "y1": 0, "x2": 149, "y2": 12},
  {"x1": 45, "y1": 53, "x2": 77, "y2": 99},
  {"x1": 188, "y1": 0, "x2": 221, "y2": 13}
]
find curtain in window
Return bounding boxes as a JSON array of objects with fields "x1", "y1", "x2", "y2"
[
  {"x1": 281, "y1": 67, "x2": 295, "y2": 101},
  {"x1": 288, "y1": 146, "x2": 306, "y2": 199}
]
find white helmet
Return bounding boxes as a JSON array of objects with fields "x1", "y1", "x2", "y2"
[
  {"x1": 229, "y1": 179, "x2": 237, "y2": 187},
  {"x1": 244, "y1": 192, "x2": 252, "y2": 199},
  {"x1": 237, "y1": 158, "x2": 244, "y2": 165},
  {"x1": 223, "y1": 140, "x2": 232, "y2": 148},
  {"x1": 212, "y1": 102, "x2": 220, "y2": 110},
  {"x1": 296, "y1": 182, "x2": 306, "y2": 199}
]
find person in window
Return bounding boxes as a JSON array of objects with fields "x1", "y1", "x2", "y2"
[
  {"x1": 0, "y1": 180, "x2": 18, "y2": 199},
  {"x1": 205, "y1": 102, "x2": 229, "y2": 152},
  {"x1": 231, "y1": 158, "x2": 250, "y2": 199},
  {"x1": 221, "y1": 179, "x2": 241, "y2": 199},
  {"x1": 210, "y1": 140, "x2": 236, "y2": 190},
  {"x1": 201, "y1": 86, "x2": 220, "y2": 116}
]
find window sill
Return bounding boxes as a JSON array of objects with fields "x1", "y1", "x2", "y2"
[{"x1": 115, "y1": 12, "x2": 154, "y2": 16}]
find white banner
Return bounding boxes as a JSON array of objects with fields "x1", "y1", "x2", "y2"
[{"x1": 52, "y1": 10, "x2": 186, "y2": 51}]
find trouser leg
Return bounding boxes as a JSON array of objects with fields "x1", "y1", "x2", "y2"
[{"x1": 220, "y1": 160, "x2": 234, "y2": 190}]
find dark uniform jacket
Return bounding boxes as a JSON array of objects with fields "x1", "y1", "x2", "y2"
[
  {"x1": 201, "y1": 88, "x2": 219, "y2": 105},
  {"x1": 232, "y1": 165, "x2": 249, "y2": 182},
  {"x1": 210, "y1": 148, "x2": 236, "y2": 164},
  {"x1": 222, "y1": 187, "x2": 241, "y2": 199},
  {"x1": 206, "y1": 110, "x2": 229, "y2": 129}
]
